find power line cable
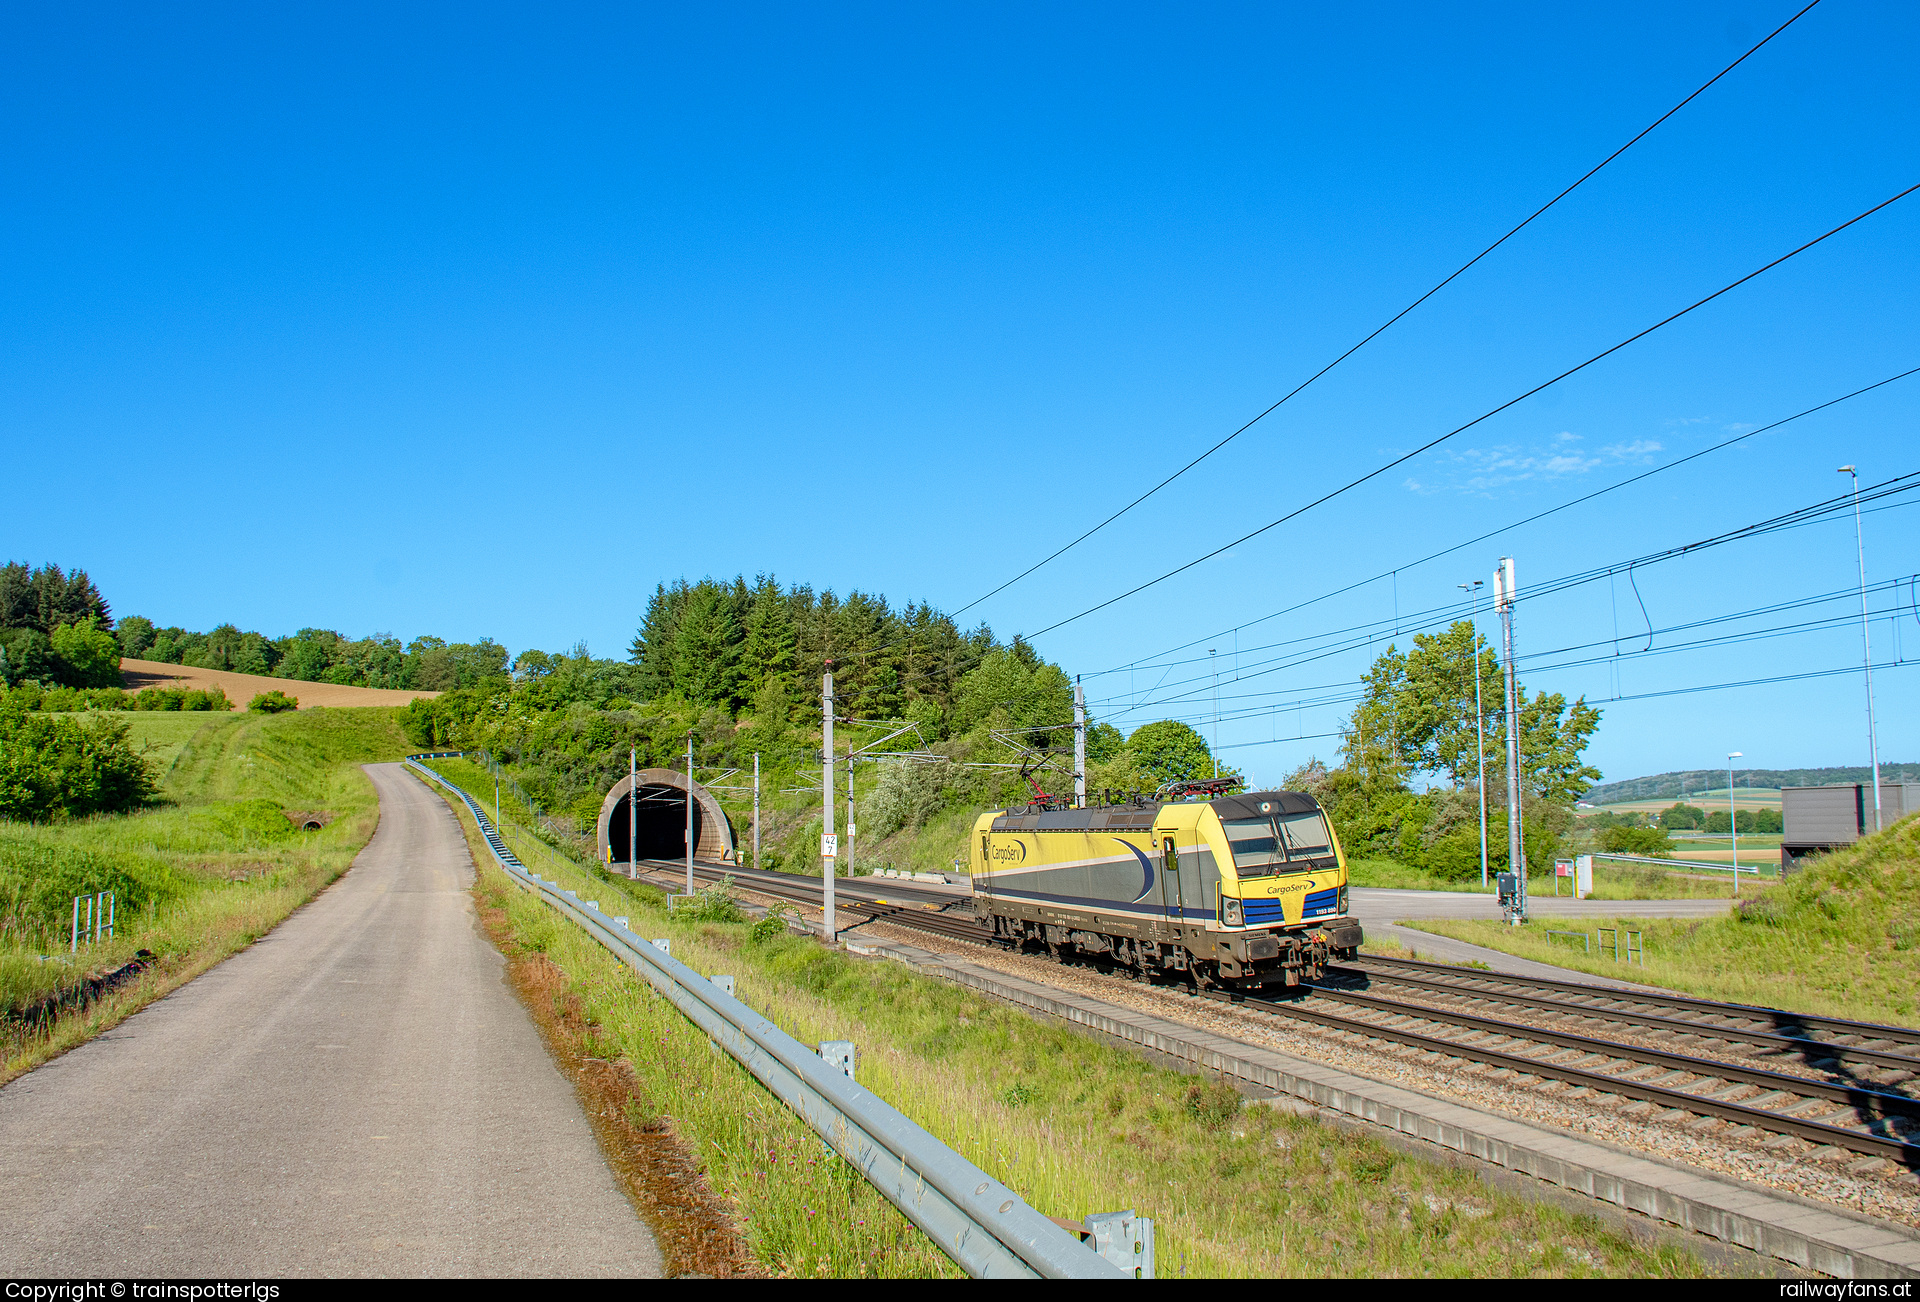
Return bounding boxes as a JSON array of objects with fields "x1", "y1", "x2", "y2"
[
  {"x1": 948, "y1": 0, "x2": 1829, "y2": 621},
  {"x1": 1026, "y1": 181, "x2": 1920, "y2": 642},
  {"x1": 1082, "y1": 363, "x2": 1920, "y2": 680},
  {"x1": 1100, "y1": 481, "x2": 1920, "y2": 718}
]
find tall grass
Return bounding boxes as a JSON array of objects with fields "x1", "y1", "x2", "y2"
[
  {"x1": 429, "y1": 776, "x2": 1716, "y2": 1278},
  {"x1": 1, "y1": 707, "x2": 408, "y2": 1080}
]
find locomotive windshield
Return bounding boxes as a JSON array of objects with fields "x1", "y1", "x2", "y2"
[{"x1": 1222, "y1": 810, "x2": 1334, "y2": 877}]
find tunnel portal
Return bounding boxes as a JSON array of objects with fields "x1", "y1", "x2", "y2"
[
  {"x1": 596, "y1": 768, "x2": 736, "y2": 868},
  {"x1": 605, "y1": 785, "x2": 701, "y2": 862}
]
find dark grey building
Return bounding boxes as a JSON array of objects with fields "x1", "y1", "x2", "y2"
[{"x1": 1780, "y1": 782, "x2": 1919, "y2": 873}]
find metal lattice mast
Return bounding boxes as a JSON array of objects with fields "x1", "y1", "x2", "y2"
[
  {"x1": 1073, "y1": 678, "x2": 1087, "y2": 809},
  {"x1": 1496, "y1": 557, "x2": 1526, "y2": 921}
]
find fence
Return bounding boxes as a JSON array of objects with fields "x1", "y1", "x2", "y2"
[{"x1": 405, "y1": 756, "x2": 1137, "y2": 1279}]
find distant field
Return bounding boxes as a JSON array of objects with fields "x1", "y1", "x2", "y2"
[
  {"x1": 1589, "y1": 788, "x2": 1782, "y2": 815},
  {"x1": 120, "y1": 658, "x2": 437, "y2": 710}
]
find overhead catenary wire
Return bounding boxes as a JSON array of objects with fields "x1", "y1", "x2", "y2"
[
  {"x1": 1023, "y1": 182, "x2": 1920, "y2": 642},
  {"x1": 1098, "y1": 481, "x2": 1920, "y2": 722},
  {"x1": 946, "y1": 0, "x2": 1829, "y2": 622},
  {"x1": 1087, "y1": 466, "x2": 1920, "y2": 713},
  {"x1": 1081, "y1": 364, "x2": 1920, "y2": 682}
]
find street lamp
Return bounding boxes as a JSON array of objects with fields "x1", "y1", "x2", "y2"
[
  {"x1": 1727, "y1": 751, "x2": 1743, "y2": 898},
  {"x1": 1459, "y1": 580, "x2": 1489, "y2": 889},
  {"x1": 1839, "y1": 466, "x2": 1885, "y2": 833}
]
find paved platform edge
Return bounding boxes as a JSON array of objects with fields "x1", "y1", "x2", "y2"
[{"x1": 840, "y1": 934, "x2": 1920, "y2": 1280}]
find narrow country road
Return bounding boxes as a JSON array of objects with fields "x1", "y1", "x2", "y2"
[{"x1": 0, "y1": 762, "x2": 662, "y2": 1278}]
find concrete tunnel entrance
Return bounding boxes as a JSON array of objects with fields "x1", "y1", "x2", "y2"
[{"x1": 596, "y1": 768, "x2": 736, "y2": 868}]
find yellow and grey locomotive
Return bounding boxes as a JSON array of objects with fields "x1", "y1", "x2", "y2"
[{"x1": 969, "y1": 787, "x2": 1361, "y2": 988}]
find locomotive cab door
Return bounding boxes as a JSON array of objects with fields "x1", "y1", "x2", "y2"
[{"x1": 1158, "y1": 833, "x2": 1184, "y2": 936}]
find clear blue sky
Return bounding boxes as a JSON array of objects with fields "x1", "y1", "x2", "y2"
[{"x1": 5, "y1": 2, "x2": 1915, "y2": 788}]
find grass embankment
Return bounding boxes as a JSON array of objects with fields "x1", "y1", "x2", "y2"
[
  {"x1": 1403, "y1": 814, "x2": 1920, "y2": 1026},
  {"x1": 421, "y1": 766, "x2": 1713, "y2": 1279},
  {"x1": 0, "y1": 708, "x2": 408, "y2": 1081}
]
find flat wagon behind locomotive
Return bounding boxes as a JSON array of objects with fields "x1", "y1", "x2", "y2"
[{"x1": 969, "y1": 786, "x2": 1362, "y2": 989}]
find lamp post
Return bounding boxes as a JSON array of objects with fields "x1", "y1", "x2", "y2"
[
  {"x1": 1727, "y1": 751, "x2": 1743, "y2": 898},
  {"x1": 1459, "y1": 580, "x2": 1489, "y2": 889},
  {"x1": 1839, "y1": 466, "x2": 1884, "y2": 833}
]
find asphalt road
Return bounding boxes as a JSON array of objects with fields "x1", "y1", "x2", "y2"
[{"x1": 0, "y1": 762, "x2": 662, "y2": 1278}]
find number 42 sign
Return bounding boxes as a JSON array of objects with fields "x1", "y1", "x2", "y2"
[{"x1": 821, "y1": 833, "x2": 838, "y2": 858}]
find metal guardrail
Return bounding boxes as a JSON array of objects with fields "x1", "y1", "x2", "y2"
[
  {"x1": 404, "y1": 757, "x2": 1131, "y2": 1280},
  {"x1": 1590, "y1": 850, "x2": 1757, "y2": 874}
]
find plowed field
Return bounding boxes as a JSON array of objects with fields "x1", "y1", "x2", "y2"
[{"x1": 119, "y1": 658, "x2": 439, "y2": 709}]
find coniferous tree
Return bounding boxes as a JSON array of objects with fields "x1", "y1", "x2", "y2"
[
  {"x1": 741, "y1": 574, "x2": 797, "y2": 701},
  {"x1": 670, "y1": 581, "x2": 743, "y2": 708},
  {"x1": 630, "y1": 581, "x2": 688, "y2": 698}
]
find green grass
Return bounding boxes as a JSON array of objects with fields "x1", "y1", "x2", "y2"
[
  {"x1": 424, "y1": 775, "x2": 1717, "y2": 1278},
  {"x1": 1402, "y1": 813, "x2": 1920, "y2": 1025},
  {"x1": 47, "y1": 711, "x2": 228, "y2": 781},
  {"x1": 1346, "y1": 856, "x2": 1753, "y2": 900},
  {"x1": 1, "y1": 707, "x2": 409, "y2": 1080}
]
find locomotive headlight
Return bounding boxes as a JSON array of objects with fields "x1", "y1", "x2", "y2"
[
  {"x1": 1223, "y1": 897, "x2": 1244, "y2": 926},
  {"x1": 1338, "y1": 884, "x2": 1349, "y2": 915}
]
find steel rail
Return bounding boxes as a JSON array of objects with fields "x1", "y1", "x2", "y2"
[
  {"x1": 1324, "y1": 965, "x2": 1920, "y2": 1074},
  {"x1": 644, "y1": 834, "x2": 1920, "y2": 1162},
  {"x1": 1354, "y1": 953, "x2": 1920, "y2": 1050},
  {"x1": 405, "y1": 759, "x2": 1123, "y2": 1280},
  {"x1": 1237, "y1": 993, "x2": 1920, "y2": 1164},
  {"x1": 1298, "y1": 985, "x2": 1920, "y2": 1122},
  {"x1": 635, "y1": 858, "x2": 995, "y2": 943}
]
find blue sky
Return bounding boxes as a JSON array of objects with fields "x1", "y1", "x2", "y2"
[{"x1": 5, "y1": 2, "x2": 1915, "y2": 787}]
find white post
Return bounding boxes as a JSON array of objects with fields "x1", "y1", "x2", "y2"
[
  {"x1": 823, "y1": 669, "x2": 836, "y2": 940},
  {"x1": 846, "y1": 744, "x2": 855, "y2": 877},
  {"x1": 1496, "y1": 557, "x2": 1525, "y2": 921},
  {"x1": 71, "y1": 894, "x2": 80, "y2": 953},
  {"x1": 1728, "y1": 751, "x2": 1743, "y2": 897},
  {"x1": 1841, "y1": 466, "x2": 1884, "y2": 832},
  {"x1": 1073, "y1": 678, "x2": 1087, "y2": 809},
  {"x1": 628, "y1": 747, "x2": 637, "y2": 877},
  {"x1": 753, "y1": 752, "x2": 761, "y2": 871},
  {"x1": 685, "y1": 731, "x2": 694, "y2": 896}
]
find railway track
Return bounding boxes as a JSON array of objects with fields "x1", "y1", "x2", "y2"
[
  {"x1": 649, "y1": 857, "x2": 1920, "y2": 1168},
  {"x1": 632, "y1": 858, "x2": 993, "y2": 945},
  {"x1": 1234, "y1": 982, "x2": 1920, "y2": 1167}
]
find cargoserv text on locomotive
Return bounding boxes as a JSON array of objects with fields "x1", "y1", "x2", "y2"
[{"x1": 969, "y1": 788, "x2": 1363, "y2": 989}]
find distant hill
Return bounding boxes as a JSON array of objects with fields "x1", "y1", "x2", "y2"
[{"x1": 1584, "y1": 765, "x2": 1920, "y2": 805}]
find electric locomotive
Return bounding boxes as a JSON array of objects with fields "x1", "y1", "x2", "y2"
[{"x1": 969, "y1": 785, "x2": 1362, "y2": 988}]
